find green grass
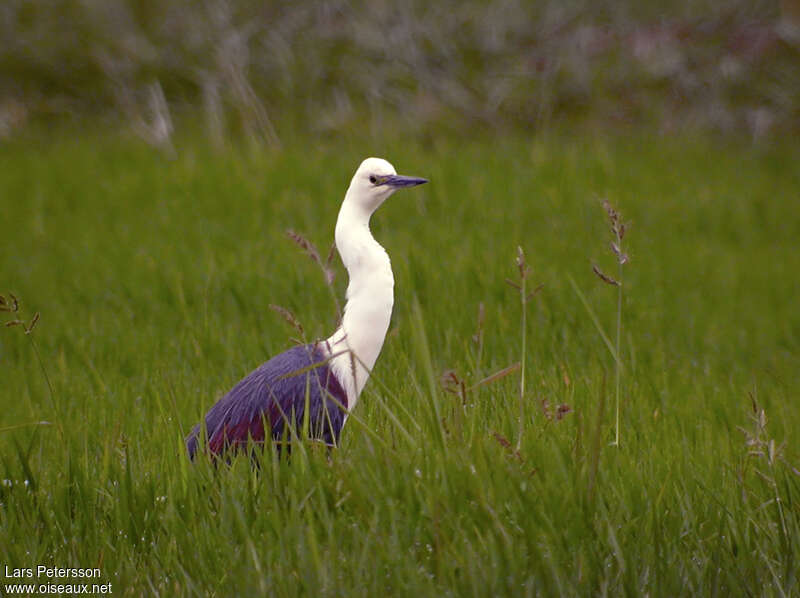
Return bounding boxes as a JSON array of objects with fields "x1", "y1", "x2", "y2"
[{"x1": 1, "y1": 129, "x2": 799, "y2": 596}]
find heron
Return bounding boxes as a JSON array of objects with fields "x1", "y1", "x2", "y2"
[{"x1": 186, "y1": 158, "x2": 428, "y2": 459}]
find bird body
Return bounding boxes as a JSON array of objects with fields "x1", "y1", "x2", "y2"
[
  {"x1": 186, "y1": 158, "x2": 427, "y2": 458},
  {"x1": 185, "y1": 344, "x2": 347, "y2": 458}
]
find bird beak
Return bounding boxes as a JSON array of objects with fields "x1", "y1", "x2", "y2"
[{"x1": 382, "y1": 174, "x2": 428, "y2": 188}]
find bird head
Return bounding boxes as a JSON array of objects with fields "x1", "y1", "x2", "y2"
[{"x1": 345, "y1": 157, "x2": 428, "y2": 215}]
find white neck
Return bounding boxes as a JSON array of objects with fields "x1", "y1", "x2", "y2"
[{"x1": 322, "y1": 197, "x2": 394, "y2": 411}]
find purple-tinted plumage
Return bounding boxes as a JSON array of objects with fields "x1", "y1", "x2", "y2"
[{"x1": 185, "y1": 344, "x2": 348, "y2": 459}]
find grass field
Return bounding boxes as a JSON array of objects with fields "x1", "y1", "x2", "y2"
[{"x1": 1, "y1": 129, "x2": 798, "y2": 596}]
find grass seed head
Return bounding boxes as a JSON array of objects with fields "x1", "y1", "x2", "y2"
[
  {"x1": 611, "y1": 241, "x2": 628, "y2": 264},
  {"x1": 24, "y1": 312, "x2": 40, "y2": 334},
  {"x1": 602, "y1": 199, "x2": 628, "y2": 244},
  {"x1": 492, "y1": 431, "x2": 536, "y2": 475},
  {"x1": 592, "y1": 264, "x2": 620, "y2": 286},
  {"x1": 492, "y1": 431, "x2": 513, "y2": 451},
  {"x1": 287, "y1": 229, "x2": 322, "y2": 264},
  {"x1": 0, "y1": 293, "x2": 20, "y2": 313},
  {"x1": 269, "y1": 303, "x2": 305, "y2": 337},
  {"x1": 286, "y1": 229, "x2": 336, "y2": 286},
  {"x1": 440, "y1": 369, "x2": 468, "y2": 405},
  {"x1": 516, "y1": 245, "x2": 530, "y2": 280},
  {"x1": 541, "y1": 398, "x2": 573, "y2": 421},
  {"x1": 739, "y1": 394, "x2": 792, "y2": 470}
]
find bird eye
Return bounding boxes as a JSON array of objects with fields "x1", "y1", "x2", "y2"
[{"x1": 369, "y1": 175, "x2": 377, "y2": 184}]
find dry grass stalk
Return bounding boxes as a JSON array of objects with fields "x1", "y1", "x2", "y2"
[
  {"x1": 738, "y1": 392, "x2": 798, "y2": 476},
  {"x1": 1, "y1": 293, "x2": 39, "y2": 334},
  {"x1": 737, "y1": 392, "x2": 799, "y2": 542},
  {"x1": 286, "y1": 230, "x2": 336, "y2": 287},
  {"x1": 507, "y1": 247, "x2": 542, "y2": 450},
  {"x1": 0, "y1": 292, "x2": 19, "y2": 313},
  {"x1": 592, "y1": 199, "x2": 630, "y2": 447},
  {"x1": 592, "y1": 264, "x2": 619, "y2": 286},
  {"x1": 440, "y1": 362, "x2": 521, "y2": 407},
  {"x1": 441, "y1": 370, "x2": 468, "y2": 406},
  {"x1": 1, "y1": 292, "x2": 62, "y2": 439},
  {"x1": 469, "y1": 363, "x2": 521, "y2": 392},
  {"x1": 492, "y1": 431, "x2": 537, "y2": 476},
  {"x1": 268, "y1": 304, "x2": 305, "y2": 341}
]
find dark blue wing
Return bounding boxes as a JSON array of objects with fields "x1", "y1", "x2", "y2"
[{"x1": 186, "y1": 344, "x2": 348, "y2": 459}]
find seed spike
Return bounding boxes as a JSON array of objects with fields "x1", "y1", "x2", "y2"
[
  {"x1": 24, "y1": 312, "x2": 40, "y2": 334},
  {"x1": 592, "y1": 264, "x2": 620, "y2": 286},
  {"x1": 526, "y1": 283, "x2": 545, "y2": 303},
  {"x1": 515, "y1": 246, "x2": 530, "y2": 279},
  {"x1": 269, "y1": 303, "x2": 304, "y2": 336},
  {"x1": 286, "y1": 229, "x2": 322, "y2": 265}
]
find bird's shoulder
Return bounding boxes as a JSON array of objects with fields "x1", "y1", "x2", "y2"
[
  {"x1": 214, "y1": 344, "x2": 322, "y2": 412},
  {"x1": 254, "y1": 343, "x2": 323, "y2": 378}
]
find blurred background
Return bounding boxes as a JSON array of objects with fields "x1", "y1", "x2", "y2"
[{"x1": 1, "y1": 0, "x2": 799, "y2": 145}]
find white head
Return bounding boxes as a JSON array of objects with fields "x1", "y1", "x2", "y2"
[{"x1": 344, "y1": 157, "x2": 428, "y2": 215}]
